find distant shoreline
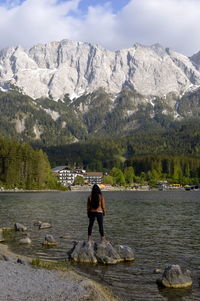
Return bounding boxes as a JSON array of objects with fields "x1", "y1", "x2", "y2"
[
  {"x1": 0, "y1": 186, "x2": 193, "y2": 193},
  {"x1": 0, "y1": 189, "x2": 62, "y2": 193}
]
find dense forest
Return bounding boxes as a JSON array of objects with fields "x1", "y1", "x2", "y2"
[
  {"x1": 0, "y1": 137, "x2": 62, "y2": 190},
  {"x1": 0, "y1": 87, "x2": 200, "y2": 147},
  {"x1": 44, "y1": 119, "x2": 200, "y2": 185},
  {"x1": 0, "y1": 88, "x2": 200, "y2": 186},
  {"x1": 103, "y1": 156, "x2": 200, "y2": 186}
]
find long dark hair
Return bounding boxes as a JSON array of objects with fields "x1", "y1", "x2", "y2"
[{"x1": 91, "y1": 184, "x2": 102, "y2": 209}]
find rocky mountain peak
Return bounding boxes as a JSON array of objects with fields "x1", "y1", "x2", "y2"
[
  {"x1": 190, "y1": 50, "x2": 200, "y2": 67},
  {"x1": 0, "y1": 39, "x2": 200, "y2": 100}
]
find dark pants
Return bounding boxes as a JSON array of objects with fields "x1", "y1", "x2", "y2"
[{"x1": 88, "y1": 212, "x2": 104, "y2": 237}]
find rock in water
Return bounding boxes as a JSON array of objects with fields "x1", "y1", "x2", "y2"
[
  {"x1": 115, "y1": 245, "x2": 135, "y2": 261},
  {"x1": 42, "y1": 234, "x2": 58, "y2": 246},
  {"x1": 95, "y1": 242, "x2": 121, "y2": 264},
  {"x1": 157, "y1": 265, "x2": 192, "y2": 288},
  {"x1": 19, "y1": 237, "x2": 32, "y2": 244},
  {"x1": 68, "y1": 241, "x2": 134, "y2": 264},
  {"x1": 33, "y1": 221, "x2": 42, "y2": 227},
  {"x1": 14, "y1": 223, "x2": 27, "y2": 231},
  {"x1": 69, "y1": 241, "x2": 97, "y2": 264},
  {"x1": 153, "y1": 268, "x2": 162, "y2": 274},
  {"x1": 39, "y1": 222, "x2": 51, "y2": 229}
]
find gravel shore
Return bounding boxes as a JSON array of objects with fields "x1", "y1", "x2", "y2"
[{"x1": 0, "y1": 244, "x2": 118, "y2": 301}]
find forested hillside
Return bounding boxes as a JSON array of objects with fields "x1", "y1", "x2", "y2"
[
  {"x1": 0, "y1": 88, "x2": 200, "y2": 185},
  {"x1": 0, "y1": 87, "x2": 200, "y2": 147},
  {"x1": 0, "y1": 137, "x2": 62, "y2": 189},
  {"x1": 44, "y1": 119, "x2": 200, "y2": 185},
  {"x1": 45, "y1": 117, "x2": 200, "y2": 167}
]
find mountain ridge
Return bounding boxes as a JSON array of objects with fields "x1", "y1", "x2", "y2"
[
  {"x1": 0, "y1": 39, "x2": 200, "y2": 153},
  {"x1": 1, "y1": 39, "x2": 200, "y2": 101}
]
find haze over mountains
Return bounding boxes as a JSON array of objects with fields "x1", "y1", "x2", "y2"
[{"x1": 0, "y1": 39, "x2": 200, "y2": 147}]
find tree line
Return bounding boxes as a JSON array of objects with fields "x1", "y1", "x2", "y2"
[
  {"x1": 0, "y1": 137, "x2": 63, "y2": 190},
  {"x1": 103, "y1": 154, "x2": 200, "y2": 187}
]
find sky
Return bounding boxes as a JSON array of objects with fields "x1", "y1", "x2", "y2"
[{"x1": 0, "y1": 0, "x2": 199, "y2": 56}]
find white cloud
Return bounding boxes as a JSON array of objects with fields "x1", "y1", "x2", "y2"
[
  {"x1": 114, "y1": 0, "x2": 200, "y2": 55},
  {"x1": 0, "y1": 0, "x2": 200, "y2": 56},
  {"x1": 0, "y1": 0, "x2": 81, "y2": 48}
]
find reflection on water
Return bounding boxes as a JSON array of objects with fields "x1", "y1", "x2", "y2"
[
  {"x1": 158, "y1": 287, "x2": 193, "y2": 301},
  {"x1": 0, "y1": 190, "x2": 199, "y2": 301}
]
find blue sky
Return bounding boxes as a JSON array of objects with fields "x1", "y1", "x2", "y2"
[
  {"x1": 0, "y1": 0, "x2": 199, "y2": 55},
  {"x1": 78, "y1": 0, "x2": 130, "y2": 13},
  {"x1": 0, "y1": 0, "x2": 130, "y2": 12}
]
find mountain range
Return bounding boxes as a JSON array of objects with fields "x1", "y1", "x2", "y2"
[
  {"x1": 0, "y1": 39, "x2": 200, "y2": 147},
  {"x1": 1, "y1": 39, "x2": 200, "y2": 100}
]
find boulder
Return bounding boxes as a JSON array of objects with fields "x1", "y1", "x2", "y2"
[
  {"x1": 95, "y1": 242, "x2": 121, "y2": 264},
  {"x1": 42, "y1": 234, "x2": 58, "y2": 246},
  {"x1": 39, "y1": 222, "x2": 51, "y2": 229},
  {"x1": 157, "y1": 265, "x2": 192, "y2": 288},
  {"x1": 115, "y1": 245, "x2": 135, "y2": 261},
  {"x1": 33, "y1": 221, "x2": 42, "y2": 226},
  {"x1": 69, "y1": 241, "x2": 97, "y2": 264},
  {"x1": 19, "y1": 237, "x2": 32, "y2": 244},
  {"x1": 68, "y1": 241, "x2": 134, "y2": 264},
  {"x1": 14, "y1": 223, "x2": 27, "y2": 232}
]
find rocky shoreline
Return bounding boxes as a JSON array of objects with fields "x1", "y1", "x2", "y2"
[
  {"x1": 0, "y1": 243, "x2": 119, "y2": 301},
  {"x1": 0, "y1": 186, "x2": 148, "y2": 193}
]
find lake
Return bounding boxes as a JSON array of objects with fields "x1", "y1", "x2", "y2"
[{"x1": 0, "y1": 190, "x2": 199, "y2": 301}]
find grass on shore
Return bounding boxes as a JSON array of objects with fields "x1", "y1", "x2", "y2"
[
  {"x1": 31, "y1": 258, "x2": 71, "y2": 271},
  {"x1": 2, "y1": 228, "x2": 15, "y2": 242}
]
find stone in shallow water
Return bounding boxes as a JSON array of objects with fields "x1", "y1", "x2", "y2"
[
  {"x1": 68, "y1": 241, "x2": 134, "y2": 264},
  {"x1": 69, "y1": 241, "x2": 97, "y2": 264},
  {"x1": 115, "y1": 245, "x2": 134, "y2": 261},
  {"x1": 19, "y1": 237, "x2": 32, "y2": 244},
  {"x1": 39, "y1": 222, "x2": 51, "y2": 229},
  {"x1": 42, "y1": 234, "x2": 58, "y2": 246},
  {"x1": 33, "y1": 221, "x2": 42, "y2": 227},
  {"x1": 157, "y1": 264, "x2": 192, "y2": 288},
  {"x1": 95, "y1": 242, "x2": 121, "y2": 264},
  {"x1": 14, "y1": 223, "x2": 27, "y2": 232},
  {"x1": 153, "y1": 268, "x2": 162, "y2": 274}
]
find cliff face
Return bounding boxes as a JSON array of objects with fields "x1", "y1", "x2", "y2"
[
  {"x1": 0, "y1": 40, "x2": 200, "y2": 146},
  {"x1": 0, "y1": 39, "x2": 200, "y2": 100}
]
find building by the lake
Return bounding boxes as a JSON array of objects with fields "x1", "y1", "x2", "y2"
[{"x1": 51, "y1": 166, "x2": 103, "y2": 186}]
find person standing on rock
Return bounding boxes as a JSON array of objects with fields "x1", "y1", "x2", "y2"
[{"x1": 87, "y1": 184, "x2": 106, "y2": 244}]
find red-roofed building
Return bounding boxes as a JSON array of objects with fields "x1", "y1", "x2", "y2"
[{"x1": 84, "y1": 172, "x2": 103, "y2": 185}]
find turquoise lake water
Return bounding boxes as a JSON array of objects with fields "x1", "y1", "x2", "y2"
[{"x1": 0, "y1": 190, "x2": 199, "y2": 301}]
